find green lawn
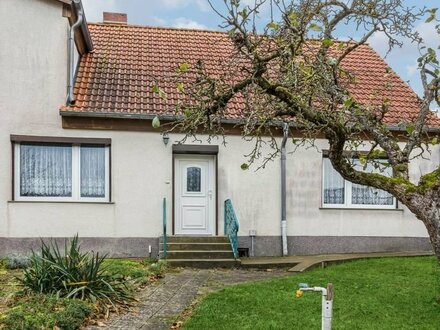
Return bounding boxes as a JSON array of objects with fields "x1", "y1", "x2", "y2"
[{"x1": 183, "y1": 257, "x2": 440, "y2": 330}]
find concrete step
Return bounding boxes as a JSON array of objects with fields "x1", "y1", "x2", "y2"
[
  {"x1": 240, "y1": 260, "x2": 299, "y2": 269},
  {"x1": 165, "y1": 236, "x2": 229, "y2": 243},
  {"x1": 166, "y1": 259, "x2": 240, "y2": 268},
  {"x1": 163, "y1": 242, "x2": 231, "y2": 251},
  {"x1": 161, "y1": 236, "x2": 236, "y2": 268},
  {"x1": 165, "y1": 250, "x2": 234, "y2": 259}
]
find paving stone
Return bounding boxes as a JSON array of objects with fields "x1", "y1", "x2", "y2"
[{"x1": 139, "y1": 317, "x2": 171, "y2": 330}]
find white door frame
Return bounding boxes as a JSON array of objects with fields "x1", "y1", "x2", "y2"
[{"x1": 174, "y1": 154, "x2": 216, "y2": 235}]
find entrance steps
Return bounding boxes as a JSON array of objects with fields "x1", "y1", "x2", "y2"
[{"x1": 160, "y1": 236, "x2": 240, "y2": 268}]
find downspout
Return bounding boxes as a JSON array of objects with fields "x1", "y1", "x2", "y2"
[
  {"x1": 281, "y1": 122, "x2": 289, "y2": 256},
  {"x1": 66, "y1": 0, "x2": 83, "y2": 104}
]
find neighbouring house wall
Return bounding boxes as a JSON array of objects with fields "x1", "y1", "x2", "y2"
[
  {"x1": 0, "y1": 0, "x2": 70, "y2": 240},
  {"x1": 0, "y1": 0, "x2": 434, "y2": 257}
]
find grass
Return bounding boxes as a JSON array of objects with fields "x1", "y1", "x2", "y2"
[
  {"x1": 183, "y1": 257, "x2": 440, "y2": 330},
  {"x1": 0, "y1": 262, "x2": 21, "y2": 316}
]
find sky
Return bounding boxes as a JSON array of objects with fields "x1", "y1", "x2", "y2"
[{"x1": 82, "y1": 0, "x2": 439, "y2": 97}]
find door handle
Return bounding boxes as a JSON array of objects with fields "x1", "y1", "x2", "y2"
[{"x1": 208, "y1": 190, "x2": 213, "y2": 200}]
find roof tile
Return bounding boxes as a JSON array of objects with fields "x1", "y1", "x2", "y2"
[{"x1": 61, "y1": 23, "x2": 439, "y2": 126}]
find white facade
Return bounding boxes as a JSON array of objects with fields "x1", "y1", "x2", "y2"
[{"x1": 0, "y1": 0, "x2": 434, "y2": 257}]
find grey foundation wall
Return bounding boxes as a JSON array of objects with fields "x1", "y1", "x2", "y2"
[
  {"x1": 0, "y1": 237, "x2": 160, "y2": 258},
  {"x1": 1, "y1": 236, "x2": 432, "y2": 258}
]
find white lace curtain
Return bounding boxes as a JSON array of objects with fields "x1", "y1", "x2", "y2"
[
  {"x1": 323, "y1": 158, "x2": 394, "y2": 206},
  {"x1": 20, "y1": 144, "x2": 106, "y2": 199},
  {"x1": 323, "y1": 158, "x2": 345, "y2": 204},
  {"x1": 20, "y1": 144, "x2": 72, "y2": 197},
  {"x1": 351, "y1": 160, "x2": 393, "y2": 205},
  {"x1": 351, "y1": 185, "x2": 394, "y2": 205},
  {"x1": 80, "y1": 146, "x2": 105, "y2": 198}
]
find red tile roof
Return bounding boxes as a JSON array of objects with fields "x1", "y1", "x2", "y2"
[{"x1": 61, "y1": 23, "x2": 439, "y2": 126}]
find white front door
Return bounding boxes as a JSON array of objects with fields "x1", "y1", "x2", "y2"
[{"x1": 174, "y1": 155, "x2": 215, "y2": 235}]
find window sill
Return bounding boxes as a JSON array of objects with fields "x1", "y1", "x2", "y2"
[
  {"x1": 319, "y1": 207, "x2": 403, "y2": 212},
  {"x1": 8, "y1": 200, "x2": 114, "y2": 205}
]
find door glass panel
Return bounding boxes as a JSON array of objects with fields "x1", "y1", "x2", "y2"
[{"x1": 187, "y1": 167, "x2": 201, "y2": 192}]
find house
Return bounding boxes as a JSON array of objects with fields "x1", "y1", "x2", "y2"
[{"x1": 0, "y1": 0, "x2": 436, "y2": 261}]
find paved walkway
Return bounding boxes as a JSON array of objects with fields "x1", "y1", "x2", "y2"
[
  {"x1": 87, "y1": 269, "x2": 289, "y2": 330},
  {"x1": 240, "y1": 251, "x2": 433, "y2": 272}
]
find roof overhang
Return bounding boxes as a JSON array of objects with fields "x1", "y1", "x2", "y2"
[
  {"x1": 61, "y1": 110, "x2": 177, "y2": 121},
  {"x1": 54, "y1": 0, "x2": 72, "y2": 4},
  {"x1": 60, "y1": 110, "x2": 440, "y2": 134}
]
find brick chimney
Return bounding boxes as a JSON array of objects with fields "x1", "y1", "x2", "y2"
[{"x1": 103, "y1": 12, "x2": 127, "y2": 25}]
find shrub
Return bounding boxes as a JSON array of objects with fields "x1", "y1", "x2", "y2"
[
  {"x1": 102, "y1": 258, "x2": 169, "y2": 285},
  {"x1": 142, "y1": 257, "x2": 157, "y2": 266},
  {"x1": 148, "y1": 260, "x2": 168, "y2": 277},
  {"x1": 19, "y1": 235, "x2": 132, "y2": 307},
  {"x1": 103, "y1": 259, "x2": 149, "y2": 284},
  {"x1": 5, "y1": 255, "x2": 31, "y2": 269}
]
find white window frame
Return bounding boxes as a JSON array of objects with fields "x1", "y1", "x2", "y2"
[
  {"x1": 321, "y1": 157, "x2": 396, "y2": 209},
  {"x1": 14, "y1": 142, "x2": 110, "y2": 202}
]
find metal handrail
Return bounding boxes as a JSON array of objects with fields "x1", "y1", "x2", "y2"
[
  {"x1": 224, "y1": 199, "x2": 239, "y2": 259},
  {"x1": 163, "y1": 197, "x2": 167, "y2": 258}
]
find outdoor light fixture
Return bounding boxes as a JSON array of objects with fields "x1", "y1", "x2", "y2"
[{"x1": 162, "y1": 132, "x2": 170, "y2": 146}]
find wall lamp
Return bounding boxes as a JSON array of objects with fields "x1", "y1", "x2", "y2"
[{"x1": 162, "y1": 132, "x2": 170, "y2": 146}]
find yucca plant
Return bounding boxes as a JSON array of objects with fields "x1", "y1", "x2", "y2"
[{"x1": 19, "y1": 235, "x2": 132, "y2": 308}]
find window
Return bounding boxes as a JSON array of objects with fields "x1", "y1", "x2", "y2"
[
  {"x1": 322, "y1": 157, "x2": 395, "y2": 209},
  {"x1": 14, "y1": 142, "x2": 110, "y2": 202}
]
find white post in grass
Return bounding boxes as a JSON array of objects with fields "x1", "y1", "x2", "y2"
[
  {"x1": 322, "y1": 283, "x2": 333, "y2": 330},
  {"x1": 297, "y1": 283, "x2": 334, "y2": 330}
]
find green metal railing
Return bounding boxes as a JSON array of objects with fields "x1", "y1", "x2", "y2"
[
  {"x1": 162, "y1": 197, "x2": 167, "y2": 258},
  {"x1": 224, "y1": 199, "x2": 239, "y2": 259}
]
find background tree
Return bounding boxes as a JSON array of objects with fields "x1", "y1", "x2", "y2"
[{"x1": 156, "y1": 0, "x2": 440, "y2": 263}]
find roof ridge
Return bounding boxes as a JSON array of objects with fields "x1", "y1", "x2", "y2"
[
  {"x1": 88, "y1": 22, "x2": 226, "y2": 34},
  {"x1": 87, "y1": 22, "x2": 366, "y2": 45}
]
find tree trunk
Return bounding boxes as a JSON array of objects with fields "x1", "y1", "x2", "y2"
[{"x1": 398, "y1": 190, "x2": 440, "y2": 266}]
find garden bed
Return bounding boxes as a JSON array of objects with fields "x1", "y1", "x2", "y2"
[{"x1": 0, "y1": 257, "x2": 168, "y2": 330}]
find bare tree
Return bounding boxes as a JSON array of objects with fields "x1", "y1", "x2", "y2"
[{"x1": 155, "y1": 0, "x2": 440, "y2": 263}]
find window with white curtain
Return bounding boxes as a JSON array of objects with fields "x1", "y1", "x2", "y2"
[
  {"x1": 322, "y1": 157, "x2": 395, "y2": 209},
  {"x1": 14, "y1": 143, "x2": 109, "y2": 202}
]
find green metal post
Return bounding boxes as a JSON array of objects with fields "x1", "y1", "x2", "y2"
[
  {"x1": 163, "y1": 197, "x2": 167, "y2": 258},
  {"x1": 224, "y1": 200, "x2": 227, "y2": 235}
]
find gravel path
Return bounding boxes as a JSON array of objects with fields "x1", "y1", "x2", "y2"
[{"x1": 87, "y1": 268, "x2": 290, "y2": 330}]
